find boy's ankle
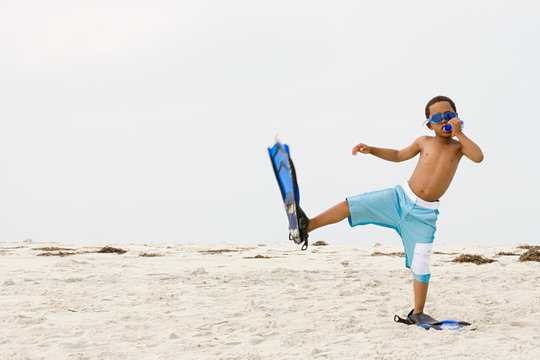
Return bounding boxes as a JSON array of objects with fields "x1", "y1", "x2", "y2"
[{"x1": 306, "y1": 220, "x2": 314, "y2": 233}]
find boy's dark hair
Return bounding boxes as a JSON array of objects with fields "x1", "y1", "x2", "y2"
[{"x1": 425, "y1": 95, "x2": 457, "y2": 118}]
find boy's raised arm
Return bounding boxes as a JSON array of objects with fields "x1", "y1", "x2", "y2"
[
  {"x1": 449, "y1": 118, "x2": 484, "y2": 163},
  {"x1": 352, "y1": 137, "x2": 423, "y2": 162}
]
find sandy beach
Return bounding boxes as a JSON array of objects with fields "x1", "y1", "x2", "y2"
[{"x1": 1, "y1": 241, "x2": 539, "y2": 359}]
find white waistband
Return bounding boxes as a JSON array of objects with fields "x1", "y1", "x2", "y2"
[{"x1": 401, "y1": 182, "x2": 440, "y2": 210}]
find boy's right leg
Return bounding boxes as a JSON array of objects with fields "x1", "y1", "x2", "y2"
[{"x1": 307, "y1": 200, "x2": 350, "y2": 233}]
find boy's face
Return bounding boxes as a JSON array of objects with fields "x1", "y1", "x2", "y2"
[{"x1": 426, "y1": 101, "x2": 456, "y2": 138}]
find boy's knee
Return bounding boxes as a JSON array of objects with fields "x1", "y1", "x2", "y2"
[
  {"x1": 340, "y1": 200, "x2": 351, "y2": 217},
  {"x1": 411, "y1": 243, "x2": 433, "y2": 282}
]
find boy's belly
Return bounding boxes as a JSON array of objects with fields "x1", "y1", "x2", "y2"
[
  {"x1": 409, "y1": 159, "x2": 460, "y2": 201},
  {"x1": 408, "y1": 176, "x2": 453, "y2": 202}
]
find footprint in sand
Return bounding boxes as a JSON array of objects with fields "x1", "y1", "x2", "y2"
[{"x1": 249, "y1": 331, "x2": 279, "y2": 345}]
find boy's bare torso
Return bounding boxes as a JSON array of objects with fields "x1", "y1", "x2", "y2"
[
  {"x1": 351, "y1": 100, "x2": 483, "y2": 203},
  {"x1": 408, "y1": 136, "x2": 462, "y2": 202}
]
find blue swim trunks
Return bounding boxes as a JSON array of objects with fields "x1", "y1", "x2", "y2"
[{"x1": 346, "y1": 182, "x2": 439, "y2": 283}]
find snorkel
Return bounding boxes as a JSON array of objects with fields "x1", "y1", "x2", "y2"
[{"x1": 443, "y1": 121, "x2": 464, "y2": 133}]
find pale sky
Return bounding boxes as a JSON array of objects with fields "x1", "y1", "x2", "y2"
[{"x1": 1, "y1": 0, "x2": 539, "y2": 246}]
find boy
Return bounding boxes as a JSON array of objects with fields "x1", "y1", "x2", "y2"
[{"x1": 301, "y1": 95, "x2": 483, "y2": 324}]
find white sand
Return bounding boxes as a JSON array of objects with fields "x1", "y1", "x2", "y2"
[{"x1": 1, "y1": 241, "x2": 539, "y2": 359}]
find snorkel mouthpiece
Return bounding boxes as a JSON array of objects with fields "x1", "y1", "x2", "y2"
[{"x1": 443, "y1": 121, "x2": 464, "y2": 132}]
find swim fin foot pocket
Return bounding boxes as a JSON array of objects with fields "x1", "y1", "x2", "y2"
[
  {"x1": 290, "y1": 206, "x2": 309, "y2": 251},
  {"x1": 394, "y1": 309, "x2": 474, "y2": 331}
]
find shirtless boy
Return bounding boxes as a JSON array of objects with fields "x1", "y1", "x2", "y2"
[{"x1": 303, "y1": 95, "x2": 483, "y2": 323}]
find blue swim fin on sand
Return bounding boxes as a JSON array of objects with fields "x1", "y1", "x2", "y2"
[
  {"x1": 394, "y1": 309, "x2": 474, "y2": 331},
  {"x1": 268, "y1": 140, "x2": 309, "y2": 250}
]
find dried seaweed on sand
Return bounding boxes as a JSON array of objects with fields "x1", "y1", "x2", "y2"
[
  {"x1": 200, "y1": 249, "x2": 240, "y2": 254},
  {"x1": 452, "y1": 254, "x2": 495, "y2": 265},
  {"x1": 519, "y1": 249, "x2": 540, "y2": 262},
  {"x1": 371, "y1": 251, "x2": 405, "y2": 257},
  {"x1": 97, "y1": 246, "x2": 127, "y2": 254},
  {"x1": 312, "y1": 241, "x2": 328, "y2": 246}
]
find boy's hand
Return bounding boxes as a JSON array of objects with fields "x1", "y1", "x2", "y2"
[
  {"x1": 352, "y1": 143, "x2": 370, "y2": 155},
  {"x1": 449, "y1": 117, "x2": 462, "y2": 135}
]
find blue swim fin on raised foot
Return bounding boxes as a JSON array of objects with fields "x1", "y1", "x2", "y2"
[{"x1": 268, "y1": 140, "x2": 309, "y2": 250}]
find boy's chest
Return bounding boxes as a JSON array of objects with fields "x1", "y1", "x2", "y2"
[{"x1": 420, "y1": 141, "x2": 461, "y2": 164}]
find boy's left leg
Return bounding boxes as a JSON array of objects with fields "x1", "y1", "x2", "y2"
[{"x1": 413, "y1": 279, "x2": 429, "y2": 314}]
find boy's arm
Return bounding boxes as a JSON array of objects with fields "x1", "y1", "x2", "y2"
[
  {"x1": 352, "y1": 137, "x2": 423, "y2": 162},
  {"x1": 449, "y1": 118, "x2": 484, "y2": 163}
]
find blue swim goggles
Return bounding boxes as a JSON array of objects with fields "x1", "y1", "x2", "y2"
[
  {"x1": 424, "y1": 111, "x2": 458, "y2": 124},
  {"x1": 423, "y1": 111, "x2": 463, "y2": 131}
]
